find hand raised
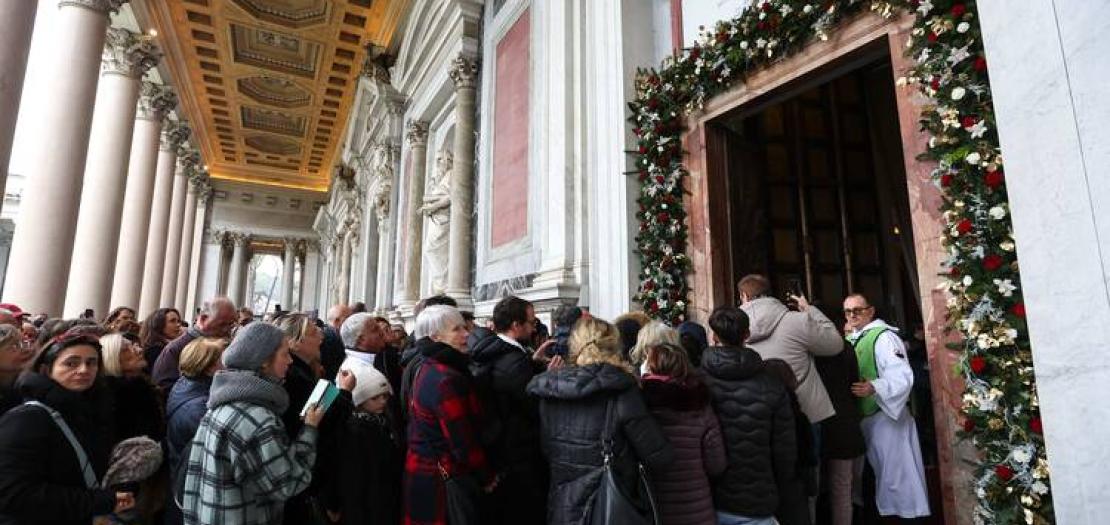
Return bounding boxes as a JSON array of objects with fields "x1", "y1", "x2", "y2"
[{"x1": 337, "y1": 369, "x2": 357, "y2": 392}]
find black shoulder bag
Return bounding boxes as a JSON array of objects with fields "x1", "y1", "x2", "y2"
[{"x1": 589, "y1": 396, "x2": 660, "y2": 525}]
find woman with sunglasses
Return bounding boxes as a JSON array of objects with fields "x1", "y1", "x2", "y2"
[
  {"x1": 0, "y1": 324, "x2": 33, "y2": 415},
  {"x1": 0, "y1": 329, "x2": 136, "y2": 524}
]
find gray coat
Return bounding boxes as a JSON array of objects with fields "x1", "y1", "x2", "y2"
[{"x1": 741, "y1": 298, "x2": 844, "y2": 423}]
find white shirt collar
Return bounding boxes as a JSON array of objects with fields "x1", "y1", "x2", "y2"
[
  {"x1": 344, "y1": 350, "x2": 377, "y2": 367},
  {"x1": 497, "y1": 333, "x2": 526, "y2": 351}
]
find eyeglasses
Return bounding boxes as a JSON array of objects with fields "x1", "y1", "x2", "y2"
[{"x1": 843, "y1": 307, "x2": 872, "y2": 316}]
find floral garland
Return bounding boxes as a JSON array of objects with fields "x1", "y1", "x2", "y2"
[{"x1": 628, "y1": 0, "x2": 1052, "y2": 523}]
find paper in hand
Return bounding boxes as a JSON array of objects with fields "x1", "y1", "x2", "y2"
[{"x1": 300, "y1": 379, "x2": 340, "y2": 417}]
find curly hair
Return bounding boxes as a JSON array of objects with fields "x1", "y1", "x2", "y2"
[{"x1": 569, "y1": 318, "x2": 634, "y2": 376}]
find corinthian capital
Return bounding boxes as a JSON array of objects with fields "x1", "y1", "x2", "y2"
[
  {"x1": 101, "y1": 27, "x2": 160, "y2": 78},
  {"x1": 176, "y1": 147, "x2": 201, "y2": 172},
  {"x1": 59, "y1": 0, "x2": 128, "y2": 15},
  {"x1": 228, "y1": 232, "x2": 251, "y2": 248},
  {"x1": 449, "y1": 56, "x2": 479, "y2": 89},
  {"x1": 136, "y1": 82, "x2": 177, "y2": 122},
  {"x1": 405, "y1": 121, "x2": 428, "y2": 147},
  {"x1": 160, "y1": 119, "x2": 191, "y2": 152}
]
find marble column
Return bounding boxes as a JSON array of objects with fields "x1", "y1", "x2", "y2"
[
  {"x1": 65, "y1": 28, "x2": 160, "y2": 317},
  {"x1": 300, "y1": 240, "x2": 321, "y2": 312},
  {"x1": 173, "y1": 175, "x2": 201, "y2": 311},
  {"x1": 446, "y1": 56, "x2": 479, "y2": 303},
  {"x1": 281, "y1": 238, "x2": 297, "y2": 311},
  {"x1": 158, "y1": 157, "x2": 190, "y2": 308},
  {"x1": 134, "y1": 137, "x2": 187, "y2": 318},
  {"x1": 185, "y1": 187, "x2": 211, "y2": 316},
  {"x1": 3, "y1": 0, "x2": 127, "y2": 315},
  {"x1": 225, "y1": 232, "x2": 249, "y2": 307},
  {"x1": 0, "y1": 0, "x2": 38, "y2": 205},
  {"x1": 109, "y1": 82, "x2": 177, "y2": 311},
  {"x1": 400, "y1": 121, "x2": 429, "y2": 304}
]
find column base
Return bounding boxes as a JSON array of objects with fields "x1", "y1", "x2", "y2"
[{"x1": 445, "y1": 288, "x2": 474, "y2": 312}]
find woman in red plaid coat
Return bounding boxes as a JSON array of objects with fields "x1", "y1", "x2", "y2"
[{"x1": 404, "y1": 305, "x2": 495, "y2": 525}]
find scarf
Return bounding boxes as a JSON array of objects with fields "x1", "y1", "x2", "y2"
[
  {"x1": 417, "y1": 339, "x2": 472, "y2": 377},
  {"x1": 207, "y1": 369, "x2": 290, "y2": 414}
]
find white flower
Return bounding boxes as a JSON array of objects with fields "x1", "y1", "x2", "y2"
[
  {"x1": 989, "y1": 206, "x2": 1007, "y2": 220},
  {"x1": 740, "y1": 40, "x2": 749, "y2": 49},
  {"x1": 963, "y1": 275, "x2": 974, "y2": 287},
  {"x1": 803, "y1": 4, "x2": 814, "y2": 14},
  {"x1": 756, "y1": 38, "x2": 767, "y2": 48},
  {"x1": 948, "y1": 45, "x2": 972, "y2": 66},
  {"x1": 780, "y1": 4, "x2": 793, "y2": 16},
  {"x1": 759, "y1": 11, "x2": 767, "y2": 20},
  {"x1": 916, "y1": 0, "x2": 934, "y2": 16},
  {"x1": 951, "y1": 87, "x2": 967, "y2": 100},
  {"x1": 969, "y1": 120, "x2": 989, "y2": 139},
  {"x1": 957, "y1": 22, "x2": 971, "y2": 33},
  {"x1": 1031, "y1": 481, "x2": 1049, "y2": 495},
  {"x1": 994, "y1": 279, "x2": 1016, "y2": 297},
  {"x1": 1013, "y1": 449, "x2": 1032, "y2": 464},
  {"x1": 1000, "y1": 240, "x2": 1016, "y2": 252},
  {"x1": 966, "y1": 152, "x2": 982, "y2": 165}
]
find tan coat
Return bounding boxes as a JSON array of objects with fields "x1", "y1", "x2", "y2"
[{"x1": 741, "y1": 297, "x2": 844, "y2": 423}]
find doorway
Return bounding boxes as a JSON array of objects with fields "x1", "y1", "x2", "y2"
[{"x1": 715, "y1": 56, "x2": 943, "y2": 522}]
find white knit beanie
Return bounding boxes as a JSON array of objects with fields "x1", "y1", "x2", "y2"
[{"x1": 341, "y1": 360, "x2": 392, "y2": 406}]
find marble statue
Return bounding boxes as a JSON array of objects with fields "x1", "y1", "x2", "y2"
[{"x1": 420, "y1": 149, "x2": 453, "y2": 294}]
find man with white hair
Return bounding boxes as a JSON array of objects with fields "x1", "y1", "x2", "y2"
[
  {"x1": 340, "y1": 312, "x2": 387, "y2": 368},
  {"x1": 152, "y1": 297, "x2": 237, "y2": 390}
]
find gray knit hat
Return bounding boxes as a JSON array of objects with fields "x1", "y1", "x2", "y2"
[{"x1": 222, "y1": 322, "x2": 286, "y2": 370}]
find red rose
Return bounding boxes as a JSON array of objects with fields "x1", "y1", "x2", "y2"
[
  {"x1": 963, "y1": 418, "x2": 975, "y2": 432},
  {"x1": 638, "y1": 145, "x2": 647, "y2": 154},
  {"x1": 985, "y1": 170, "x2": 1005, "y2": 188},
  {"x1": 655, "y1": 175, "x2": 665, "y2": 184},
  {"x1": 969, "y1": 356, "x2": 987, "y2": 374},
  {"x1": 951, "y1": 4, "x2": 967, "y2": 17},
  {"x1": 643, "y1": 280, "x2": 655, "y2": 291},
  {"x1": 930, "y1": 77, "x2": 941, "y2": 90},
  {"x1": 949, "y1": 265, "x2": 960, "y2": 277},
  {"x1": 757, "y1": 21, "x2": 768, "y2": 31},
  {"x1": 1030, "y1": 416, "x2": 1043, "y2": 434},
  {"x1": 658, "y1": 212, "x2": 671, "y2": 222},
  {"x1": 982, "y1": 254, "x2": 1004, "y2": 271},
  {"x1": 940, "y1": 174, "x2": 954, "y2": 187},
  {"x1": 1011, "y1": 302, "x2": 1026, "y2": 318},
  {"x1": 927, "y1": 32, "x2": 939, "y2": 43},
  {"x1": 647, "y1": 98, "x2": 660, "y2": 109},
  {"x1": 974, "y1": 56, "x2": 988, "y2": 71},
  {"x1": 689, "y1": 47, "x2": 701, "y2": 61},
  {"x1": 962, "y1": 116, "x2": 977, "y2": 128},
  {"x1": 956, "y1": 218, "x2": 973, "y2": 235},
  {"x1": 995, "y1": 465, "x2": 1014, "y2": 481},
  {"x1": 761, "y1": 1, "x2": 772, "y2": 12}
]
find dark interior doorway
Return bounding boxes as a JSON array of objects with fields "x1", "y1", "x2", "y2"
[{"x1": 714, "y1": 54, "x2": 943, "y2": 523}]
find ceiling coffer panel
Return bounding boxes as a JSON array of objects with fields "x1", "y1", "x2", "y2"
[
  {"x1": 237, "y1": 76, "x2": 312, "y2": 108},
  {"x1": 149, "y1": 0, "x2": 401, "y2": 190},
  {"x1": 241, "y1": 106, "x2": 307, "y2": 137},
  {"x1": 230, "y1": 24, "x2": 321, "y2": 78}
]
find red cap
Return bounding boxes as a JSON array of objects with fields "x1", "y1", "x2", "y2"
[{"x1": 0, "y1": 303, "x2": 26, "y2": 318}]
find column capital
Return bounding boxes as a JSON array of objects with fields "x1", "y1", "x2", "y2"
[
  {"x1": 282, "y1": 237, "x2": 301, "y2": 253},
  {"x1": 228, "y1": 232, "x2": 251, "y2": 248},
  {"x1": 136, "y1": 81, "x2": 176, "y2": 122},
  {"x1": 387, "y1": 98, "x2": 406, "y2": 117},
  {"x1": 197, "y1": 185, "x2": 214, "y2": 205},
  {"x1": 176, "y1": 147, "x2": 201, "y2": 172},
  {"x1": 101, "y1": 27, "x2": 160, "y2": 78},
  {"x1": 58, "y1": 0, "x2": 128, "y2": 15},
  {"x1": 405, "y1": 120, "x2": 428, "y2": 146},
  {"x1": 161, "y1": 119, "x2": 191, "y2": 152},
  {"x1": 361, "y1": 57, "x2": 391, "y2": 84},
  {"x1": 448, "y1": 55, "x2": 480, "y2": 90}
]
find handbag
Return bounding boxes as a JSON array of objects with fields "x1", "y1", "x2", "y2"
[
  {"x1": 589, "y1": 397, "x2": 660, "y2": 525},
  {"x1": 439, "y1": 461, "x2": 483, "y2": 525}
]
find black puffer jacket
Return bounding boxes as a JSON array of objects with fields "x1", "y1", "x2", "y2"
[
  {"x1": 702, "y1": 346, "x2": 796, "y2": 518},
  {"x1": 527, "y1": 363, "x2": 674, "y2": 525},
  {"x1": 0, "y1": 373, "x2": 116, "y2": 525}
]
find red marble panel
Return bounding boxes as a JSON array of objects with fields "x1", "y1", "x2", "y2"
[
  {"x1": 399, "y1": 152, "x2": 412, "y2": 272},
  {"x1": 490, "y1": 9, "x2": 531, "y2": 248}
]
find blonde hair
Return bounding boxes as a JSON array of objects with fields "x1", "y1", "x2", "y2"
[
  {"x1": 98, "y1": 333, "x2": 126, "y2": 377},
  {"x1": 629, "y1": 320, "x2": 681, "y2": 365},
  {"x1": 179, "y1": 337, "x2": 226, "y2": 378},
  {"x1": 569, "y1": 318, "x2": 634, "y2": 375}
]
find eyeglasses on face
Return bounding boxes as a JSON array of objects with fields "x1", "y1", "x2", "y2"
[{"x1": 843, "y1": 306, "x2": 872, "y2": 316}]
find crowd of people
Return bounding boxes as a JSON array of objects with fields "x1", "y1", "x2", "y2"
[{"x1": 0, "y1": 272, "x2": 931, "y2": 525}]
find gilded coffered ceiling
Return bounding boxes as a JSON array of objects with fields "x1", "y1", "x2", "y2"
[{"x1": 133, "y1": 0, "x2": 408, "y2": 191}]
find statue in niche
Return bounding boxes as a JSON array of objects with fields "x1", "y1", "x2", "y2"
[{"x1": 419, "y1": 149, "x2": 453, "y2": 294}]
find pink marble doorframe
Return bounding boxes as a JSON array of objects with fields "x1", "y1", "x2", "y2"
[
  {"x1": 490, "y1": 8, "x2": 531, "y2": 248},
  {"x1": 682, "y1": 13, "x2": 974, "y2": 524}
]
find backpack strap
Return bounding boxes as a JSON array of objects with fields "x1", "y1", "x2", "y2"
[
  {"x1": 600, "y1": 396, "x2": 616, "y2": 462},
  {"x1": 22, "y1": 400, "x2": 97, "y2": 488}
]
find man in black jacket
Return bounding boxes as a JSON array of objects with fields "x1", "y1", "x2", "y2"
[
  {"x1": 703, "y1": 306, "x2": 797, "y2": 525},
  {"x1": 469, "y1": 296, "x2": 548, "y2": 524}
]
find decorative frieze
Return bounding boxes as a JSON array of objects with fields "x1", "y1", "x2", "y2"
[
  {"x1": 101, "y1": 27, "x2": 159, "y2": 78},
  {"x1": 136, "y1": 81, "x2": 177, "y2": 122},
  {"x1": 58, "y1": 0, "x2": 128, "y2": 15}
]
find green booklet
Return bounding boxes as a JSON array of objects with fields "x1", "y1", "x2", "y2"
[{"x1": 300, "y1": 379, "x2": 340, "y2": 417}]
